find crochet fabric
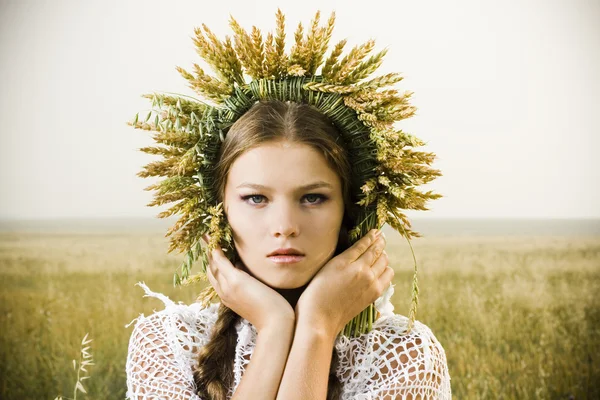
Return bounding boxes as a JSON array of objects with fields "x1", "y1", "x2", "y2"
[{"x1": 125, "y1": 282, "x2": 451, "y2": 399}]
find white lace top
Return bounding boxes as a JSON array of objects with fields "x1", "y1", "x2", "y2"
[{"x1": 125, "y1": 282, "x2": 451, "y2": 399}]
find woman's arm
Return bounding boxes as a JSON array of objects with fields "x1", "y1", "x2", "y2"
[
  {"x1": 231, "y1": 319, "x2": 295, "y2": 400},
  {"x1": 275, "y1": 312, "x2": 337, "y2": 400},
  {"x1": 201, "y1": 240, "x2": 297, "y2": 399},
  {"x1": 275, "y1": 230, "x2": 390, "y2": 399}
]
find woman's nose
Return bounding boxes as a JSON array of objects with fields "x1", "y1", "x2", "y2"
[{"x1": 271, "y1": 201, "x2": 300, "y2": 237}]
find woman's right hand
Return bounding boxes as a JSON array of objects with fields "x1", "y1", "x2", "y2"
[
  {"x1": 202, "y1": 234, "x2": 295, "y2": 333},
  {"x1": 295, "y1": 229, "x2": 391, "y2": 337}
]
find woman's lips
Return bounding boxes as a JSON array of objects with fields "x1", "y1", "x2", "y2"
[{"x1": 267, "y1": 255, "x2": 305, "y2": 264}]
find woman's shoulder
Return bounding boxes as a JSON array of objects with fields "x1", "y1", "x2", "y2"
[
  {"x1": 335, "y1": 313, "x2": 452, "y2": 399},
  {"x1": 334, "y1": 312, "x2": 449, "y2": 367},
  {"x1": 125, "y1": 282, "x2": 220, "y2": 360},
  {"x1": 125, "y1": 282, "x2": 219, "y2": 399}
]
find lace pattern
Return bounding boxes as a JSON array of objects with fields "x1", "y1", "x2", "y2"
[{"x1": 125, "y1": 282, "x2": 451, "y2": 399}]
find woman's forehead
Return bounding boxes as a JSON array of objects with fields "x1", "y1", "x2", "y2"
[{"x1": 226, "y1": 142, "x2": 341, "y2": 190}]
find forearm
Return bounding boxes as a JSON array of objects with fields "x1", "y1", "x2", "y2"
[
  {"x1": 231, "y1": 323, "x2": 294, "y2": 400},
  {"x1": 276, "y1": 315, "x2": 337, "y2": 400}
]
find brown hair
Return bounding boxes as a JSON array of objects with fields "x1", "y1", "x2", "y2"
[{"x1": 192, "y1": 99, "x2": 357, "y2": 399}]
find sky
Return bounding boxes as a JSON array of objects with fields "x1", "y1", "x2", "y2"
[{"x1": 0, "y1": 0, "x2": 598, "y2": 219}]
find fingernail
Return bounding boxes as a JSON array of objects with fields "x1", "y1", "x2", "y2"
[{"x1": 375, "y1": 229, "x2": 383, "y2": 237}]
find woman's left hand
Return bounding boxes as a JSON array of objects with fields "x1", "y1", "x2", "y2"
[{"x1": 295, "y1": 229, "x2": 393, "y2": 338}]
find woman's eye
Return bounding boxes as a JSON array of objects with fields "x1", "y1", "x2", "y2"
[
  {"x1": 242, "y1": 194, "x2": 266, "y2": 204},
  {"x1": 241, "y1": 193, "x2": 327, "y2": 206},
  {"x1": 304, "y1": 194, "x2": 326, "y2": 204}
]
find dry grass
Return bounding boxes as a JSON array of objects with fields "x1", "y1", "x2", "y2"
[
  {"x1": 0, "y1": 231, "x2": 598, "y2": 399},
  {"x1": 54, "y1": 332, "x2": 94, "y2": 400}
]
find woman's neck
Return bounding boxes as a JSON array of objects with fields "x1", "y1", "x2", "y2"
[{"x1": 275, "y1": 282, "x2": 308, "y2": 310}]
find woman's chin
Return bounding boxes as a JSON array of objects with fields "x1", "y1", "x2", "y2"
[
  {"x1": 273, "y1": 282, "x2": 307, "y2": 290},
  {"x1": 258, "y1": 274, "x2": 311, "y2": 290}
]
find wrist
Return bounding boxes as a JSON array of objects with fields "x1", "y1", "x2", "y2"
[
  {"x1": 294, "y1": 307, "x2": 339, "y2": 345},
  {"x1": 258, "y1": 313, "x2": 296, "y2": 336}
]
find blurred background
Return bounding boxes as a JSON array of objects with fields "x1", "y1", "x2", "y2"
[{"x1": 0, "y1": 0, "x2": 598, "y2": 398}]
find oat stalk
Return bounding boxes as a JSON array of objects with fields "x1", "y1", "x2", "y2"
[{"x1": 53, "y1": 333, "x2": 95, "y2": 400}]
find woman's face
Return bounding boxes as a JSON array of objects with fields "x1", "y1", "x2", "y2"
[{"x1": 223, "y1": 140, "x2": 345, "y2": 289}]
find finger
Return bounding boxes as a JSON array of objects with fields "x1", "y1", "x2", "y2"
[
  {"x1": 209, "y1": 246, "x2": 236, "y2": 282},
  {"x1": 201, "y1": 233, "x2": 210, "y2": 244},
  {"x1": 206, "y1": 248, "x2": 230, "y2": 292},
  {"x1": 205, "y1": 257, "x2": 221, "y2": 294},
  {"x1": 206, "y1": 248, "x2": 219, "y2": 280},
  {"x1": 371, "y1": 250, "x2": 389, "y2": 278},
  {"x1": 355, "y1": 234, "x2": 386, "y2": 269},
  {"x1": 377, "y1": 266, "x2": 395, "y2": 289},
  {"x1": 345, "y1": 229, "x2": 381, "y2": 263}
]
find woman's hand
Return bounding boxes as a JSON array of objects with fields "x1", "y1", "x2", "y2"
[
  {"x1": 295, "y1": 229, "x2": 393, "y2": 337},
  {"x1": 202, "y1": 234, "x2": 295, "y2": 333}
]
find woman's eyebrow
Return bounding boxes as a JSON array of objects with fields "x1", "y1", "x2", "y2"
[{"x1": 236, "y1": 181, "x2": 333, "y2": 190}]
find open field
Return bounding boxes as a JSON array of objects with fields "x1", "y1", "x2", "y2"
[{"x1": 0, "y1": 227, "x2": 598, "y2": 399}]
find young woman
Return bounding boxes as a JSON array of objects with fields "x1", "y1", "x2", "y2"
[{"x1": 125, "y1": 100, "x2": 451, "y2": 399}]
